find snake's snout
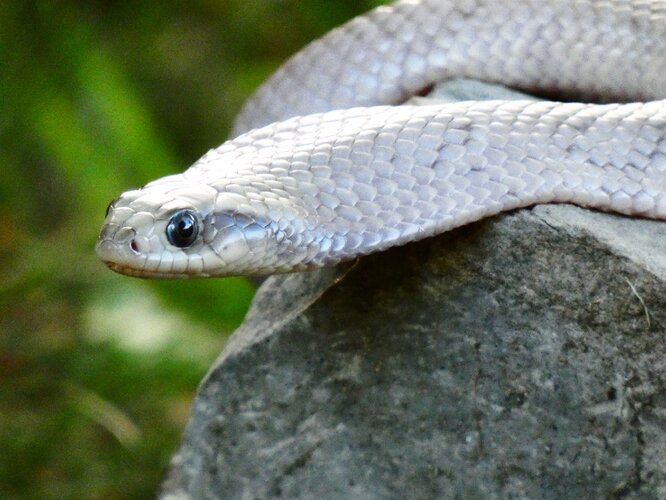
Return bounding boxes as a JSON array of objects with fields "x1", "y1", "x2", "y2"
[
  {"x1": 97, "y1": 224, "x2": 136, "y2": 247},
  {"x1": 95, "y1": 225, "x2": 141, "y2": 273},
  {"x1": 95, "y1": 238, "x2": 122, "y2": 264}
]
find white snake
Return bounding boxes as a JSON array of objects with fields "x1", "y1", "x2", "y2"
[{"x1": 96, "y1": 0, "x2": 666, "y2": 278}]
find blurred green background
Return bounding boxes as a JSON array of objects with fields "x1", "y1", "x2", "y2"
[{"x1": 0, "y1": 1, "x2": 386, "y2": 498}]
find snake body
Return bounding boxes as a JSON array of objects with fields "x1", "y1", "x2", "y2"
[{"x1": 97, "y1": 0, "x2": 666, "y2": 278}]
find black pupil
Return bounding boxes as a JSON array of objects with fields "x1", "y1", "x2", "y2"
[
  {"x1": 178, "y1": 218, "x2": 194, "y2": 237},
  {"x1": 166, "y1": 210, "x2": 199, "y2": 248}
]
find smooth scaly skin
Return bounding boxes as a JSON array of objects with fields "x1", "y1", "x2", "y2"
[{"x1": 97, "y1": 0, "x2": 666, "y2": 278}]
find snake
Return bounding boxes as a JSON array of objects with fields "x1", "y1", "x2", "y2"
[{"x1": 96, "y1": 0, "x2": 666, "y2": 278}]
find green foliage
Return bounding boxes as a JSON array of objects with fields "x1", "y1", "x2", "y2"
[{"x1": 0, "y1": 0, "x2": 389, "y2": 497}]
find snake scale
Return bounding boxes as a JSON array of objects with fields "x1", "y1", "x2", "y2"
[{"x1": 97, "y1": 0, "x2": 666, "y2": 278}]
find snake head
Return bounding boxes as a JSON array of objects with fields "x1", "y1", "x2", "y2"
[
  {"x1": 96, "y1": 175, "x2": 217, "y2": 277},
  {"x1": 96, "y1": 172, "x2": 313, "y2": 278}
]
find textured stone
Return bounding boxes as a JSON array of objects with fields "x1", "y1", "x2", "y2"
[{"x1": 161, "y1": 83, "x2": 666, "y2": 499}]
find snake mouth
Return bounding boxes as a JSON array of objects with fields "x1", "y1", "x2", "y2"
[
  {"x1": 103, "y1": 261, "x2": 151, "y2": 278},
  {"x1": 103, "y1": 261, "x2": 199, "y2": 279},
  {"x1": 96, "y1": 237, "x2": 202, "y2": 279}
]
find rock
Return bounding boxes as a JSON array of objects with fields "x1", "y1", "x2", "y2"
[{"x1": 160, "y1": 82, "x2": 666, "y2": 499}]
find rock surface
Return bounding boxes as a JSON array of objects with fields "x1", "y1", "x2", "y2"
[{"x1": 160, "y1": 83, "x2": 666, "y2": 499}]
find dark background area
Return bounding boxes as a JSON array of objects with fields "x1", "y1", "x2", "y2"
[{"x1": 0, "y1": 1, "x2": 386, "y2": 498}]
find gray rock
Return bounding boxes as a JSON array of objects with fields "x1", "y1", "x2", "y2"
[{"x1": 160, "y1": 83, "x2": 666, "y2": 499}]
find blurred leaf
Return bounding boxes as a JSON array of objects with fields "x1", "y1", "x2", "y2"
[{"x1": 153, "y1": 277, "x2": 256, "y2": 332}]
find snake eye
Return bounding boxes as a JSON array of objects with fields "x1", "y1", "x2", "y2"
[{"x1": 166, "y1": 209, "x2": 200, "y2": 248}]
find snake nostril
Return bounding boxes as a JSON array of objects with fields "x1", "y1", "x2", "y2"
[{"x1": 130, "y1": 239, "x2": 140, "y2": 254}]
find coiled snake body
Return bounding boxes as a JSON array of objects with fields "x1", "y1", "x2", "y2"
[{"x1": 97, "y1": 0, "x2": 666, "y2": 278}]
